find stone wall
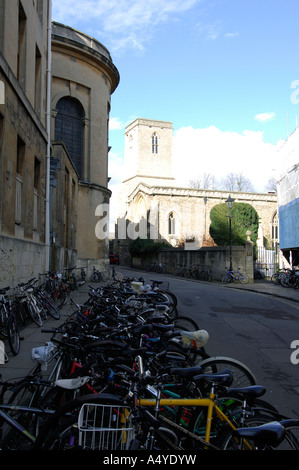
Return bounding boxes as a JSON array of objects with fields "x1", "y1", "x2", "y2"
[
  {"x1": 131, "y1": 240, "x2": 255, "y2": 282},
  {"x1": 0, "y1": 235, "x2": 47, "y2": 287}
]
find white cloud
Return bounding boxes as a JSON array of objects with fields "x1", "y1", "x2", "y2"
[
  {"x1": 225, "y1": 31, "x2": 239, "y2": 38},
  {"x1": 109, "y1": 117, "x2": 124, "y2": 131},
  {"x1": 172, "y1": 126, "x2": 278, "y2": 192},
  {"x1": 254, "y1": 112, "x2": 276, "y2": 122},
  {"x1": 52, "y1": 0, "x2": 201, "y2": 52},
  {"x1": 196, "y1": 21, "x2": 222, "y2": 40}
]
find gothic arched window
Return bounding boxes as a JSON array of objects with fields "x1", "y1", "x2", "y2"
[
  {"x1": 55, "y1": 96, "x2": 85, "y2": 177},
  {"x1": 168, "y1": 212, "x2": 176, "y2": 235},
  {"x1": 152, "y1": 132, "x2": 158, "y2": 154}
]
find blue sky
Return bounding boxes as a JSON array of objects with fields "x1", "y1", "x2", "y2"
[{"x1": 51, "y1": 0, "x2": 299, "y2": 217}]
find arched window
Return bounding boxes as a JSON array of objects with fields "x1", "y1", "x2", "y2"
[
  {"x1": 168, "y1": 212, "x2": 175, "y2": 235},
  {"x1": 55, "y1": 97, "x2": 85, "y2": 177},
  {"x1": 152, "y1": 132, "x2": 158, "y2": 154}
]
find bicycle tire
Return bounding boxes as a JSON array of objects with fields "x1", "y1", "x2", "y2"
[
  {"x1": 280, "y1": 274, "x2": 291, "y2": 287},
  {"x1": 159, "y1": 290, "x2": 178, "y2": 308},
  {"x1": 238, "y1": 272, "x2": 250, "y2": 284},
  {"x1": 0, "y1": 308, "x2": 8, "y2": 338},
  {"x1": 174, "y1": 316, "x2": 200, "y2": 332},
  {"x1": 26, "y1": 301, "x2": 43, "y2": 327},
  {"x1": 51, "y1": 288, "x2": 66, "y2": 308},
  {"x1": 91, "y1": 272, "x2": 107, "y2": 283},
  {"x1": 7, "y1": 315, "x2": 20, "y2": 355},
  {"x1": 222, "y1": 274, "x2": 232, "y2": 284},
  {"x1": 271, "y1": 272, "x2": 280, "y2": 285},
  {"x1": 40, "y1": 297, "x2": 61, "y2": 320},
  {"x1": 198, "y1": 356, "x2": 257, "y2": 387},
  {"x1": 218, "y1": 417, "x2": 299, "y2": 450}
]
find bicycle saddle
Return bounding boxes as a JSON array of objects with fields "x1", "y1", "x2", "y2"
[{"x1": 233, "y1": 421, "x2": 285, "y2": 448}]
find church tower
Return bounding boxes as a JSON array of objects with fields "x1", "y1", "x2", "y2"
[
  {"x1": 123, "y1": 118, "x2": 175, "y2": 186},
  {"x1": 116, "y1": 118, "x2": 177, "y2": 260}
]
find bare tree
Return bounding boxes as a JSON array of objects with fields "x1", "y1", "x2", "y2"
[
  {"x1": 220, "y1": 172, "x2": 254, "y2": 192},
  {"x1": 189, "y1": 173, "x2": 217, "y2": 189},
  {"x1": 265, "y1": 177, "x2": 277, "y2": 193}
]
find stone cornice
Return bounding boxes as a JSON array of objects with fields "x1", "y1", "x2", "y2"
[
  {"x1": 79, "y1": 180, "x2": 112, "y2": 197},
  {"x1": 52, "y1": 22, "x2": 120, "y2": 93},
  {"x1": 128, "y1": 182, "x2": 277, "y2": 203},
  {"x1": 125, "y1": 118, "x2": 173, "y2": 133}
]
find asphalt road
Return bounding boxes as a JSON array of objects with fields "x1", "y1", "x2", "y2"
[{"x1": 118, "y1": 267, "x2": 299, "y2": 420}]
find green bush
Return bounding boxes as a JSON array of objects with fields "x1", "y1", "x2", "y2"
[{"x1": 210, "y1": 202, "x2": 259, "y2": 246}]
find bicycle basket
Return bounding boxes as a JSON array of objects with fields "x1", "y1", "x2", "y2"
[{"x1": 78, "y1": 403, "x2": 134, "y2": 450}]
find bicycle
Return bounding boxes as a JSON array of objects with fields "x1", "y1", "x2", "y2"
[
  {"x1": 16, "y1": 279, "x2": 43, "y2": 327},
  {"x1": 271, "y1": 269, "x2": 287, "y2": 285},
  {"x1": 0, "y1": 287, "x2": 20, "y2": 356},
  {"x1": 90, "y1": 266, "x2": 108, "y2": 283},
  {"x1": 222, "y1": 267, "x2": 249, "y2": 284},
  {"x1": 47, "y1": 271, "x2": 71, "y2": 307},
  {"x1": 0, "y1": 370, "x2": 97, "y2": 450},
  {"x1": 32, "y1": 358, "x2": 299, "y2": 450},
  {"x1": 33, "y1": 282, "x2": 61, "y2": 320}
]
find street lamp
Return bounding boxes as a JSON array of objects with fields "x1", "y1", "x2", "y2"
[{"x1": 225, "y1": 195, "x2": 235, "y2": 271}]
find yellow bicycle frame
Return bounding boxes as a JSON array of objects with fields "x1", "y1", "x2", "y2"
[{"x1": 137, "y1": 391, "x2": 251, "y2": 448}]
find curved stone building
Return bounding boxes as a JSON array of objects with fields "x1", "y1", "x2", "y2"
[
  {"x1": 50, "y1": 22, "x2": 119, "y2": 272},
  {"x1": 0, "y1": 1, "x2": 119, "y2": 287}
]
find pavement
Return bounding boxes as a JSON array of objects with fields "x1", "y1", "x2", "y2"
[{"x1": 1, "y1": 268, "x2": 298, "y2": 383}]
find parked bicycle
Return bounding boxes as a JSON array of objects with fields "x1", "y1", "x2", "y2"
[
  {"x1": 90, "y1": 266, "x2": 108, "y2": 283},
  {"x1": 2, "y1": 275, "x2": 299, "y2": 451},
  {"x1": 0, "y1": 287, "x2": 20, "y2": 356},
  {"x1": 222, "y1": 267, "x2": 249, "y2": 284},
  {"x1": 32, "y1": 354, "x2": 299, "y2": 450},
  {"x1": 280, "y1": 268, "x2": 299, "y2": 289}
]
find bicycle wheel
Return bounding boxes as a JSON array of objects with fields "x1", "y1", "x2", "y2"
[
  {"x1": 91, "y1": 272, "x2": 103, "y2": 283},
  {"x1": 237, "y1": 272, "x2": 250, "y2": 284},
  {"x1": 218, "y1": 417, "x2": 299, "y2": 450},
  {"x1": 222, "y1": 274, "x2": 232, "y2": 284},
  {"x1": 7, "y1": 315, "x2": 20, "y2": 355},
  {"x1": 159, "y1": 290, "x2": 178, "y2": 308},
  {"x1": 198, "y1": 356, "x2": 257, "y2": 387},
  {"x1": 26, "y1": 301, "x2": 43, "y2": 327},
  {"x1": 280, "y1": 273, "x2": 291, "y2": 287},
  {"x1": 174, "y1": 316, "x2": 200, "y2": 332},
  {"x1": 51, "y1": 288, "x2": 66, "y2": 308},
  {"x1": 40, "y1": 296, "x2": 61, "y2": 320},
  {"x1": 271, "y1": 272, "x2": 280, "y2": 285}
]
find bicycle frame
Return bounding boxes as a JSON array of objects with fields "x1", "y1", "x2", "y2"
[
  {"x1": 137, "y1": 395, "x2": 237, "y2": 445},
  {"x1": 131, "y1": 360, "x2": 253, "y2": 450},
  {"x1": 0, "y1": 402, "x2": 55, "y2": 445}
]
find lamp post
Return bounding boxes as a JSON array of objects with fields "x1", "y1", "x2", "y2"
[{"x1": 225, "y1": 195, "x2": 235, "y2": 271}]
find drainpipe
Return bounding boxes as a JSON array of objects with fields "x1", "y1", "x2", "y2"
[{"x1": 45, "y1": 0, "x2": 52, "y2": 271}]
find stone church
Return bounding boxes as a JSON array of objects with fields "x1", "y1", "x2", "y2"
[{"x1": 116, "y1": 118, "x2": 278, "y2": 260}]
